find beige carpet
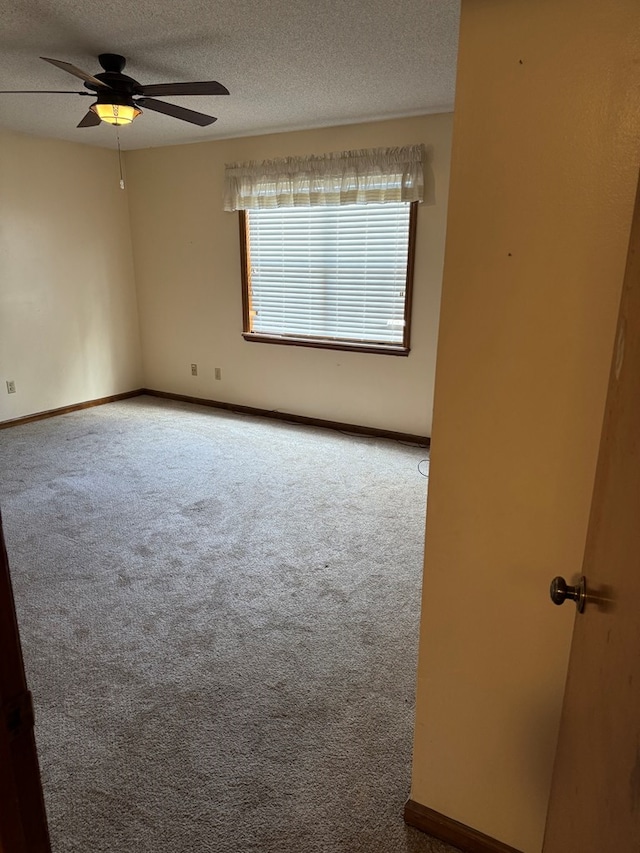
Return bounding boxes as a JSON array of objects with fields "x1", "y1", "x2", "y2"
[{"x1": 0, "y1": 396, "x2": 457, "y2": 853}]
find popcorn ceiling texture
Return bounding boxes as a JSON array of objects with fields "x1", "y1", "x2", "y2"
[
  {"x1": 0, "y1": 0, "x2": 458, "y2": 149},
  {"x1": 0, "y1": 396, "x2": 456, "y2": 853}
]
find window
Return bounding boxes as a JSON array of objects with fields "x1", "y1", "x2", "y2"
[
  {"x1": 240, "y1": 201, "x2": 417, "y2": 354},
  {"x1": 225, "y1": 145, "x2": 425, "y2": 354}
]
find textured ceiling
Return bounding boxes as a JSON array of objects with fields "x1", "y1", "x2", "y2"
[{"x1": 0, "y1": 0, "x2": 459, "y2": 151}]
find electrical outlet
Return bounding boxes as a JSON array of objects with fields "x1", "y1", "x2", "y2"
[
  {"x1": 191, "y1": 363, "x2": 198, "y2": 376},
  {"x1": 214, "y1": 367, "x2": 222, "y2": 380},
  {"x1": 6, "y1": 380, "x2": 16, "y2": 394}
]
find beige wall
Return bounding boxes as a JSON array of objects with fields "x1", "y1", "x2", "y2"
[
  {"x1": 125, "y1": 114, "x2": 453, "y2": 436},
  {"x1": 0, "y1": 131, "x2": 142, "y2": 421},
  {"x1": 411, "y1": 2, "x2": 640, "y2": 852}
]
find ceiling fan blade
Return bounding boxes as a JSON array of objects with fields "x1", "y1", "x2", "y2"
[
  {"x1": 0, "y1": 90, "x2": 89, "y2": 94},
  {"x1": 136, "y1": 98, "x2": 217, "y2": 126},
  {"x1": 77, "y1": 110, "x2": 101, "y2": 128},
  {"x1": 134, "y1": 81, "x2": 229, "y2": 97},
  {"x1": 40, "y1": 57, "x2": 109, "y2": 89}
]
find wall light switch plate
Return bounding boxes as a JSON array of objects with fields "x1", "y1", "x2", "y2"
[{"x1": 6, "y1": 380, "x2": 16, "y2": 393}]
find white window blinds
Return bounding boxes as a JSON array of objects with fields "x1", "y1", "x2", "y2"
[{"x1": 246, "y1": 202, "x2": 412, "y2": 346}]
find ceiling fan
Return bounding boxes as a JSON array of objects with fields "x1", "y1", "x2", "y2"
[{"x1": 0, "y1": 53, "x2": 229, "y2": 128}]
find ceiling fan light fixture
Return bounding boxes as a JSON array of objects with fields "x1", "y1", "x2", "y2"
[{"x1": 90, "y1": 102, "x2": 141, "y2": 126}]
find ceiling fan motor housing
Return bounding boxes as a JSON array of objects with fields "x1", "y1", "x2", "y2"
[
  {"x1": 84, "y1": 56, "x2": 138, "y2": 113},
  {"x1": 93, "y1": 87, "x2": 136, "y2": 109}
]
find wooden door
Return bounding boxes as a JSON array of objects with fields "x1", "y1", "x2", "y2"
[
  {"x1": 0, "y1": 510, "x2": 51, "y2": 852},
  {"x1": 543, "y1": 173, "x2": 640, "y2": 850}
]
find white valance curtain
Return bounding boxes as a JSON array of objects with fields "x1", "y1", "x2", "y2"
[{"x1": 223, "y1": 144, "x2": 425, "y2": 211}]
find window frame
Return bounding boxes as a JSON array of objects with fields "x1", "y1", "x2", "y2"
[{"x1": 239, "y1": 201, "x2": 418, "y2": 356}]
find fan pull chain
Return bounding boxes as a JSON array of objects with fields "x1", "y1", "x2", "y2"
[{"x1": 117, "y1": 128, "x2": 125, "y2": 190}]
